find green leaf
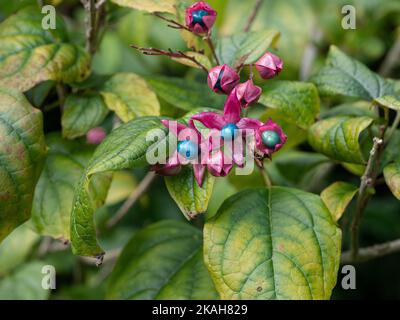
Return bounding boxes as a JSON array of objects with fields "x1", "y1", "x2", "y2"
[
  {"x1": 312, "y1": 45, "x2": 394, "y2": 100},
  {"x1": 382, "y1": 130, "x2": 400, "y2": 168},
  {"x1": 383, "y1": 162, "x2": 400, "y2": 200},
  {"x1": 261, "y1": 108, "x2": 307, "y2": 149},
  {"x1": 171, "y1": 51, "x2": 212, "y2": 70},
  {"x1": 62, "y1": 93, "x2": 109, "y2": 139},
  {"x1": 308, "y1": 116, "x2": 373, "y2": 164},
  {"x1": 0, "y1": 223, "x2": 39, "y2": 276},
  {"x1": 321, "y1": 101, "x2": 377, "y2": 119},
  {"x1": 341, "y1": 162, "x2": 365, "y2": 176},
  {"x1": 107, "y1": 220, "x2": 218, "y2": 299},
  {"x1": 265, "y1": 151, "x2": 332, "y2": 191},
  {"x1": 216, "y1": 29, "x2": 280, "y2": 67},
  {"x1": 321, "y1": 182, "x2": 358, "y2": 222},
  {"x1": 101, "y1": 73, "x2": 160, "y2": 123},
  {"x1": 165, "y1": 166, "x2": 215, "y2": 220},
  {"x1": 70, "y1": 117, "x2": 167, "y2": 257},
  {"x1": 0, "y1": 6, "x2": 90, "y2": 92},
  {"x1": 204, "y1": 187, "x2": 341, "y2": 300},
  {"x1": 105, "y1": 171, "x2": 137, "y2": 206},
  {"x1": 373, "y1": 95, "x2": 400, "y2": 111},
  {"x1": 0, "y1": 261, "x2": 50, "y2": 300},
  {"x1": 146, "y1": 76, "x2": 226, "y2": 111},
  {"x1": 31, "y1": 134, "x2": 112, "y2": 240},
  {"x1": 0, "y1": 88, "x2": 47, "y2": 243},
  {"x1": 110, "y1": 0, "x2": 177, "y2": 14},
  {"x1": 258, "y1": 81, "x2": 320, "y2": 130}
]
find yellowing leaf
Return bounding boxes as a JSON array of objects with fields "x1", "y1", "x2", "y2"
[
  {"x1": 0, "y1": 88, "x2": 46, "y2": 243},
  {"x1": 204, "y1": 187, "x2": 341, "y2": 300},
  {"x1": 101, "y1": 73, "x2": 160, "y2": 122},
  {"x1": 308, "y1": 116, "x2": 374, "y2": 164},
  {"x1": 0, "y1": 6, "x2": 90, "y2": 92},
  {"x1": 165, "y1": 166, "x2": 215, "y2": 219},
  {"x1": 110, "y1": 0, "x2": 176, "y2": 14},
  {"x1": 171, "y1": 51, "x2": 212, "y2": 70},
  {"x1": 384, "y1": 162, "x2": 400, "y2": 200},
  {"x1": 321, "y1": 182, "x2": 358, "y2": 222}
]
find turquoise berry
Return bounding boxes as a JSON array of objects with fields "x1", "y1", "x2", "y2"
[
  {"x1": 192, "y1": 10, "x2": 209, "y2": 27},
  {"x1": 177, "y1": 140, "x2": 198, "y2": 160},
  {"x1": 261, "y1": 130, "x2": 280, "y2": 148},
  {"x1": 221, "y1": 123, "x2": 239, "y2": 141}
]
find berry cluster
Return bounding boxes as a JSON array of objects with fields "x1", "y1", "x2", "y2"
[{"x1": 150, "y1": 1, "x2": 287, "y2": 186}]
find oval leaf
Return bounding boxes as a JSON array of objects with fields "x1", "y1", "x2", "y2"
[
  {"x1": 0, "y1": 262, "x2": 50, "y2": 300},
  {"x1": 70, "y1": 117, "x2": 167, "y2": 257},
  {"x1": 107, "y1": 220, "x2": 218, "y2": 299},
  {"x1": 101, "y1": 73, "x2": 160, "y2": 123},
  {"x1": 0, "y1": 224, "x2": 39, "y2": 276},
  {"x1": 216, "y1": 29, "x2": 280, "y2": 67},
  {"x1": 321, "y1": 181, "x2": 358, "y2": 222},
  {"x1": 383, "y1": 162, "x2": 400, "y2": 200},
  {"x1": 31, "y1": 134, "x2": 112, "y2": 240},
  {"x1": 110, "y1": 0, "x2": 176, "y2": 14},
  {"x1": 165, "y1": 166, "x2": 215, "y2": 220},
  {"x1": 0, "y1": 6, "x2": 90, "y2": 92},
  {"x1": 308, "y1": 116, "x2": 373, "y2": 164},
  {"x1": 204, "y1": 187, "x2": 342, "y2": 300},
  {"x1": 171, "y1": 51, "x2": 212, "y2": 70},
  {"x1": 312, "y1": 45, "x2": 394, "y2": 100},
  {"x1": 259, "y1": 81, "x2": 320, "y2": 130},
  {"x1": 0, "y1": 88, "x2": 47, "y2": 243},
  {"x1": 373, "y1": 95, "x2": 400, "y2": 111},
  {"x1": 62, "y1": 93, "x2": 109, "y2": 139}
]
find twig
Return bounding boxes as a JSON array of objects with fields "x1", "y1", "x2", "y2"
[
  {"x1": 107, "y1": 172, "x2": 157, "y2": 228},
  {"x1": 131, "y1": 45, "x2": 209, "y2": 73},
  {"x1": 256, "y1": 160, "x2": 272, "y2": 188},
  {"x1": 152, "y1": 12, "x2": 192, "y2": 32},
  {"x1": 80, "y1": 249, "x2": 121, "y2": 266},
  {"x1": 342, "y1": 239, "x2": 400, "y2": 264},
  {"x1": 205, "y1": 31, "x2": 220, "y2": 65},
  {"x1": 244, "y1": 0, "x2": 263, "y2": 32},
  {"x1": 153, "y1": 12, "x2": 219, "y2": 65},
  {"x1": 379, "y1": 32, "x2": 400, "y2": 77},
  {"x1": 81, "y1": 0, "x2": 107, "y2": 55},
  {"x1": 351, "y1": 129, "x2": 386, "y2": 260}
]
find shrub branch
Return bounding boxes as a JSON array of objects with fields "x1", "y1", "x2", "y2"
[
  {"x1": 131, "y1": 45, "x2": 209, "y2": 73},
  {"x1": 342, "y1": 239, "x2": 400, "y2": 264}
]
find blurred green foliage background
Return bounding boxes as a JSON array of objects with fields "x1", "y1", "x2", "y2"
[{"x1": 0, "y1": 0, "x2": 399, "y2": 299}]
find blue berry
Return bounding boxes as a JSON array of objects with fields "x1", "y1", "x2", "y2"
[
  {"x1": 192, "y1": 10, "x2": 208, "y2": 27},
  {"x1": 221, "y1": 123, "x2": 239, "y2": 141},
  {"x1": 261, "y1": 130, "x2": 280, "y2": 148},
  {"x1": 177, "y1": 140, "x2": 198, "y2": 160}
]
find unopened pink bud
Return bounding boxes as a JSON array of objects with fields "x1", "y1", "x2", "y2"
[
  {"x1": 207, "y1": 64, "x2": 240, "y2": 94},
  {"x1": 86, "y1": 127, "x2": 106, "y2": 145},
  {"x1": 234, "y1": 80, "x2": 262, "y2": 108},
  {"x1": 255, "y1": 52, "x2": 283, "y2": 79}
]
